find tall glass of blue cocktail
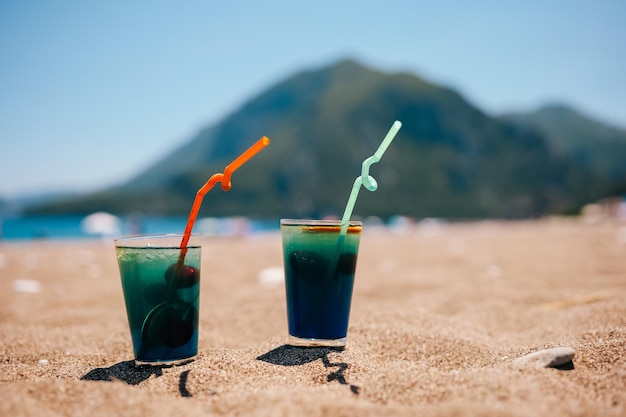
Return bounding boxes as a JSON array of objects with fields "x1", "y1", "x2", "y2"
[
  {"x1": 115, "y1": 234, "x2": 201, "y2": 366},
  {"x1": 281, "y1": 219, "x2": 362, "y2": 349}
]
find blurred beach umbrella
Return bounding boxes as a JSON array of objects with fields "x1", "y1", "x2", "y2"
[{"x1": 81, "y1": 211, "x2": 121, "y2": 236}]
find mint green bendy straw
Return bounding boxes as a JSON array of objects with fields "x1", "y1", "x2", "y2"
[{"x1": 339, "y1": 120, "x2": 402, "y2": 236}]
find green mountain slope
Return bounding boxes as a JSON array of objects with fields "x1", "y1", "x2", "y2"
[
  {"x1": 502, "y1": 104, "x2": 626, "y2": 184},
  {"x1": 27, "y1": 60, "x2": 622, "y2": 219}
]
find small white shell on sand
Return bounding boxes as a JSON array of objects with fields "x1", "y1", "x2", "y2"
[
  {"x1": 12, "y1": 279, "x2": 42, "y2": 294},
  {"x1": 514, "y1": 347, "x2": 575, "y2": 368},
  {"x1": 258, "y1": 267, "x2": 284, "y2": 286}
]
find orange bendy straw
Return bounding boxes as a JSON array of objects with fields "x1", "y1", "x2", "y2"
[{"x1": 179, "y1": 136, "x2": 270, "y2": 249}]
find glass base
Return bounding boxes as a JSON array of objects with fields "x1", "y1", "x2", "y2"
[
  {"x1": 288, "y1": 335, "x2": 346, "y2": 349},
  {"x1": 134, "y1": 356, "x2": 195, "y2": 367}
]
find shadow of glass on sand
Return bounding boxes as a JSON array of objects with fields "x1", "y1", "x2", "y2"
[
  {"x1": 256, "y1": 345, "x2": 360, "y2": 395},
  {"x1": 81, "y1": 360, "x2": 162, "y2": 385},
  {"x1": 80, "y1": 360, "x2": 193, "y2": 397}
]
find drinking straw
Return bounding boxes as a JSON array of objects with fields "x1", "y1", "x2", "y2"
[
  {"x1": 172, "y1": 135, "x2": 270, "y2": 277},
  {"x1": 179, "y1": 136, "x2": 270, "y2": 250},
  {"x1": 339, "y1": 120, "x2": 402, "y2": 236}
]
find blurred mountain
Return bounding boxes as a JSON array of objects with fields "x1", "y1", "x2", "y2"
[
  {"x1": 25, "y1": 59, "x2": 626, "y2": 219},
  {"x1": 501, "y1": 104, "x2": 626, "y2": 184}
]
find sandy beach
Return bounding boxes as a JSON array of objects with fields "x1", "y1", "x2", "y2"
[{"x1": 1, "y1": 218, "x2": 625, "y2": 416}]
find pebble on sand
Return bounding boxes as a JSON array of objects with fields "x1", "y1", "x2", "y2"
[{"x1": 514, "y1": 347, "x2": 575, "y2": 368}]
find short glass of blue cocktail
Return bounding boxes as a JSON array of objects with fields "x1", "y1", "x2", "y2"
[
  {"x1": 281, "y1": 219, "x2": 362, "y2": 349},
  {"x1": 115, "y1": 234, "x2": 201, "y2": 366}
]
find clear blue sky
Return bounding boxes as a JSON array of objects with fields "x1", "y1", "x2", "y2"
[{"x1": 1, "y1": 0, "x2": 625, "y2": 197}]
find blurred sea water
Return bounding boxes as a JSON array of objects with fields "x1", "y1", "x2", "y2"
[{"x1": 0, "y1": 215, "x2": 280, "y2": 241}]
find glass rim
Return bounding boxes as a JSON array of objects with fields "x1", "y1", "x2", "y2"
[
  {"x1": 280, "y1": 219, "x2": 363, "y2": 226},
  {"x1": 113, "y1": 233, "x2": 202, "y2": 248}
]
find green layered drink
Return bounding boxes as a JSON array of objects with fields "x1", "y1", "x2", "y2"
[{"x1": 115, "y1": 234, "x2": 201, "y2": 366}]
